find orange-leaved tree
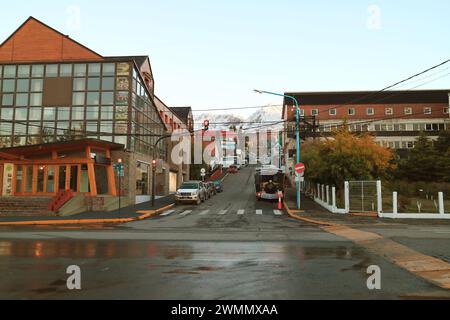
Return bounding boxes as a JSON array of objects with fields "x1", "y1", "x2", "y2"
[{"x1": 301, "y1": 126, "x2": 395, "y2": 187}]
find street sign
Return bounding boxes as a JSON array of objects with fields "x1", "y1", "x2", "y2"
[{"x1": 295, "y1": 162, "x2": 305, "y2": 174}]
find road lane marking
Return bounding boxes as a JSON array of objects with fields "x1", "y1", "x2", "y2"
[
  {"x1": 237, "y1": 209, "x2": 245, "y2": 215},
  {"x1": 180, "y1": 210, "x2": 192, "y2": 216},
  {"x1": 274, "y1": 210, "x2": 283, "y2": 216},
  {"x1": 199, "y1": 210, "x2": 210, "y2": 215},
  {"x1": 218, "y1": 210, "x2": 227, "y2": 215},
  {"x1": 160, "y1": 210, "x2": 175, "y2": 216},
  {"x1": 256, "y1": 210, "x2": 263, "y2": 215}
]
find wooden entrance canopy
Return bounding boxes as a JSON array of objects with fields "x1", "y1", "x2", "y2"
[{"x1": 0, "y1": 139, "x2": 124, "y2": 197}]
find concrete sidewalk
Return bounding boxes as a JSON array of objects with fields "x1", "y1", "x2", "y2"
[{"x1": 0, "y1": 194, "x2": 175, "y2": 224}]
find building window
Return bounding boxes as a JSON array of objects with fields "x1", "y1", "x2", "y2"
[
  {"x1": 366, "y1": 108, "x2": 374, "y2": 115},
  {"x1": 73, "y1": 78, "x2": 86, "y2": 91},
  {"x1": 74, "y1": 64, "x2": 87, "y2": 77},
  {"x1": 404, "y1": 107, "x2": 412, "y2": 115},
  {"x1": 101, "y1": 92, "x2": 114, "y2": 105},
  {"x1": 30, "y1": 93, "x2": 42, "y2": 106},
  {"x1": 2, "y1": 79, "x2": 15, "y2": 92},
  {"x1": 385, "y1": 108, "x2": 393, "y2": 115},
  {"x1": 3, "y1": 65, "x2": 16, "y2": 78},
  {"x1": 329, "y1": 108, "x2": 336, "y2": 116},
  {"x1": 102, "y1": 77, "x2": 114, "y2": 91},
  {"x1": 311, "y1": 109, "x2": 318, "y2": 116},
  {"x1": 32, "y1": 65, "x2": 44, "y2": 78},
  {"x1": 87, "y1": 78, "x2": 100, "y2": 91},
  {"x1": 15, "y1": 93, "x2": 28, "y2": 106},
  {"x1": 444, "y1": 107, "x2": 449, "y2": 114},
  {"x1": 348, "y1": 108, "x2": 355, "y2": 116},
  {"x1": 17, "y1": 65, "x2": 30, "y2": 78},
  {"x1": 2, "y1": 94, "x2": 14, "y2": 106},
  {"x1": 60, "y1": 64, "x2": 73, "y2": 77},
  {"x1": 17, "y1": 79, "x2": 30, "y2": 92},
  {"x1": 31, "y1": 79, "x2": 43, "y2": 92},
  {"x1": 72, "y1": 92, "x2": 85, "y2": 106},
  {"x1": 299, "y1": 109, "x2": 305, "y2": 116},
  {"x1": 102, "y1": 63, "x2": 116, "y2": 77},
  {"x1": 424, "y1": 107, "x2": 432, "y2": 115},
  {"x1": 45, "y1": 64, "x2": 58, "y2": 77}
]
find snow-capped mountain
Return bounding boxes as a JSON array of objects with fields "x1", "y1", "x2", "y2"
[{"x1": 193, "y1": 104, "x2": 283, "y2": 132}]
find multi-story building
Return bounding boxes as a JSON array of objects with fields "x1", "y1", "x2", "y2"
[
  {"x1": 282, "y1": 90, "x2": 450, "y2": 178},
  {"x1": 0, "y1": 17, "x2": 190, "y2": 208}
]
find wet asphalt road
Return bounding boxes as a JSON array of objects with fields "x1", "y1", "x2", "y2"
[{"x1": 0, "y1": 166, "x2": 449, "y2": 299}]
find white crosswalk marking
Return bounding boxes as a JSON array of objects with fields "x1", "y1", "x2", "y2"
[
  {"x1": 274, "y1": 210, "x2": 283, "y2": 216},
  {"x1": 160, "y1": 210, "x2": 175, "y2": 216},
  {"x1": 199, "y1": 210, "x2": 210, "y2": 215},
  {"x1": 237, "y1": 209, "x2": 245, "y2": 215},
  {"x1": 256, "y1": 210, "x2": 263, "y2": 215},
  {"x1": 218, "y1": 210, "x2": 227, "y2": 215},
  {"x1": 180, "y1": 210, "x2": 192, "y2": 216}
]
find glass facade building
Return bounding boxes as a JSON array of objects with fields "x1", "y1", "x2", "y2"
[{"x1": 0, "y1": 60, "x2": 166, "y2": 158}]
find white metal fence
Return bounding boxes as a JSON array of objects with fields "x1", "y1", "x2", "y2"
[
  {"x1": 379, "y1": 191, "x2": 449, "y2": 219},
  {"x1": 303, "y1": 180, "x2": 449, "y2": 219},
  {"x1": 302, "y1": 180, "x2": 382, "y2": 215}
]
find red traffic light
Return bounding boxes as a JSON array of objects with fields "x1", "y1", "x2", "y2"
[{"x1": 152, "y1": 159, "x2": 157, "y2": 166}]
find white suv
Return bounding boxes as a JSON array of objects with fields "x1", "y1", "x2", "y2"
[{"x1": 175, "y1": 181, "x2": 207, "y2": 205}]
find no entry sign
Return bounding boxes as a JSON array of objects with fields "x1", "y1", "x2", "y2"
[{"x1": 295, "y1": 162, "x2": 305, "y2": 175}]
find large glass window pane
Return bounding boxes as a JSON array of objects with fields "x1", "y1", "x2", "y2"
[
  {"x1": 14, "y1": 123, "x2": 27, "y2": 135},
  {"x1": 2, "y1": 79, "x2": 15, "y2": 92},
  {"x1": 58, "y1": 166, "x2": 67, "y2": 191},
  {"x1": 15, "y1": 108, "x2": 28, "y2": 121},
  {"x1": 100, "y1": 122, "x2": 113, "y2": 134},
  {"x1": 71, "y1": 121, "x2": 85, "y2": 132},
  {"x1": 45, "y1": 64, "x2": 58, "y2": 77},
  {"x1": 17, "y1": 79, "x2": 29, "y2": 92},
  {"x1": 43, "y1": 107, "x2": 56, "y2": 121},
  {"x1": 32, "y1": 65, "x2": 44, "y2": 78},
  {"x1": 73, "y1": 78, "x2": 86, "y2": 91},
  {"x1": 25, "y1": 166, "x2": 33, "y2": 193},
  {"x1": 72, "y1": 92, "x2": 85, "y2": 105},
  {"x1": 28, "y1": 123, "x2": 41, "y2": 135},
  {"x1": 102, "y1": 77, "x2": 114, "y2": 90},
  {"x1": 57, "y1": 107, "x2": 70, "y2": 120},
  {"x1": 46, "y1": 166, "x2": 55, "y2": 193},
  {"x1": 31, "y1": 79, "x2": 43, "y2": 92},
  {"x1": 86, "y1": 121, "x2": 98, "y2": 133},
  {"x1": 87, "y1": 78, "x2": 100, "y2": 91},
  {"x1": 86, "y1": 106, "x2": 99, "y2": 120},
  {"x1": 101, "y1": 106, "x2": 114, "y2": 120},
  {"x1": 0, "y1": 122, "x2": 12, "y2": 136},
  {"x1": 30, "y1": 93, "x2": 42, "y2": 106},
  {"x1": 88, "y1": 63, "x2": 101, "y2": 76},
  {"x1": 29, "y1": 108, "x2": 42, "y2": 120},
  {"x1": 15, "y1": 93, "x2": 28, "y2": 107},
  {"x1": 3, "y1": 65, "x2": 16, "y2": 78},
  {"x1": 60, "y1": 64, "x2": 72, "y2": 77},
  {"x1": 71, "y1": 107, "x2": 85, "y2": 120},
  {"x1": 15, "y1": 165, "x2": 23, "y2": 193},
  {"x1": 17, "y1": 65, "x2": 30, "y2": 78},
  {"x1": 87, "y1": 92, "x2": 100, "y2": 105},
  {"x1": 2, "y1": 108, "x2": 13, "y2": 120},
  {"x1": 102, "y1": 63, "x2": 115, "y2": 76},
  {"x1": 2, "y1": 94, "x2": 14, "y2": 106},
  {"x1": 42, "y1": 122, "x2": 55, "y2": 135},
  {"x1": 101, "y1": 92, "x2": 114, "y2": 105},
  {"x1": 74, "y1": 64, "x2": 86, "y2": 77},
  {"x1": 37, "y1": 166, "x2": 45, "y2": 192}
]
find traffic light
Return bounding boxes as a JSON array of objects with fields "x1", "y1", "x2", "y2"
[
  {"x1": 203, "y1": 119, "x2": 209, "y2": 132},
  {"x1": 152, "y1": 159, "x2": 157, "y2": 171}
]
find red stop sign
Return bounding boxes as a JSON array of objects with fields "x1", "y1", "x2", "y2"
[{"x1": 295, "y1": 162, "x2": 305, "y2": 174}]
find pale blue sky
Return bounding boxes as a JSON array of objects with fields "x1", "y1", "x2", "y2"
[{"x1": 1, "y1": 0, "x2": 449, "y2": 116}]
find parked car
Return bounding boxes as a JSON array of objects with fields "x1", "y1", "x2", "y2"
[
  {"x1": 213, "y1": 180, "x2": 223, "y2": 193},
  {"x1": 228, "y1": 165, "x2": 238, "y2": 174},
  {"x1": 175, "y1": 181, "x2": 207, "y2": 205},
  {"x1": 206, "y1": 182, "x2": 216, "y2": 197}
]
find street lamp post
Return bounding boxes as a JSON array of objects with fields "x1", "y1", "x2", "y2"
[{"x1": 254, "y1": 90, "x2": 301, "y2": 210}]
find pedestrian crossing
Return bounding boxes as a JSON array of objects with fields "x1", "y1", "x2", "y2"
[{"x1": 159, "y1": 208, "x2": 284, "y2": 217}]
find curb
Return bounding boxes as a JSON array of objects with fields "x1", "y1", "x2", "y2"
[
  {"x1": 283, "y1": 201, "x2": 337, "y2": 227},
  {"x1": 0, "y1": 203, "x2": 175, "y2": 227}
]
